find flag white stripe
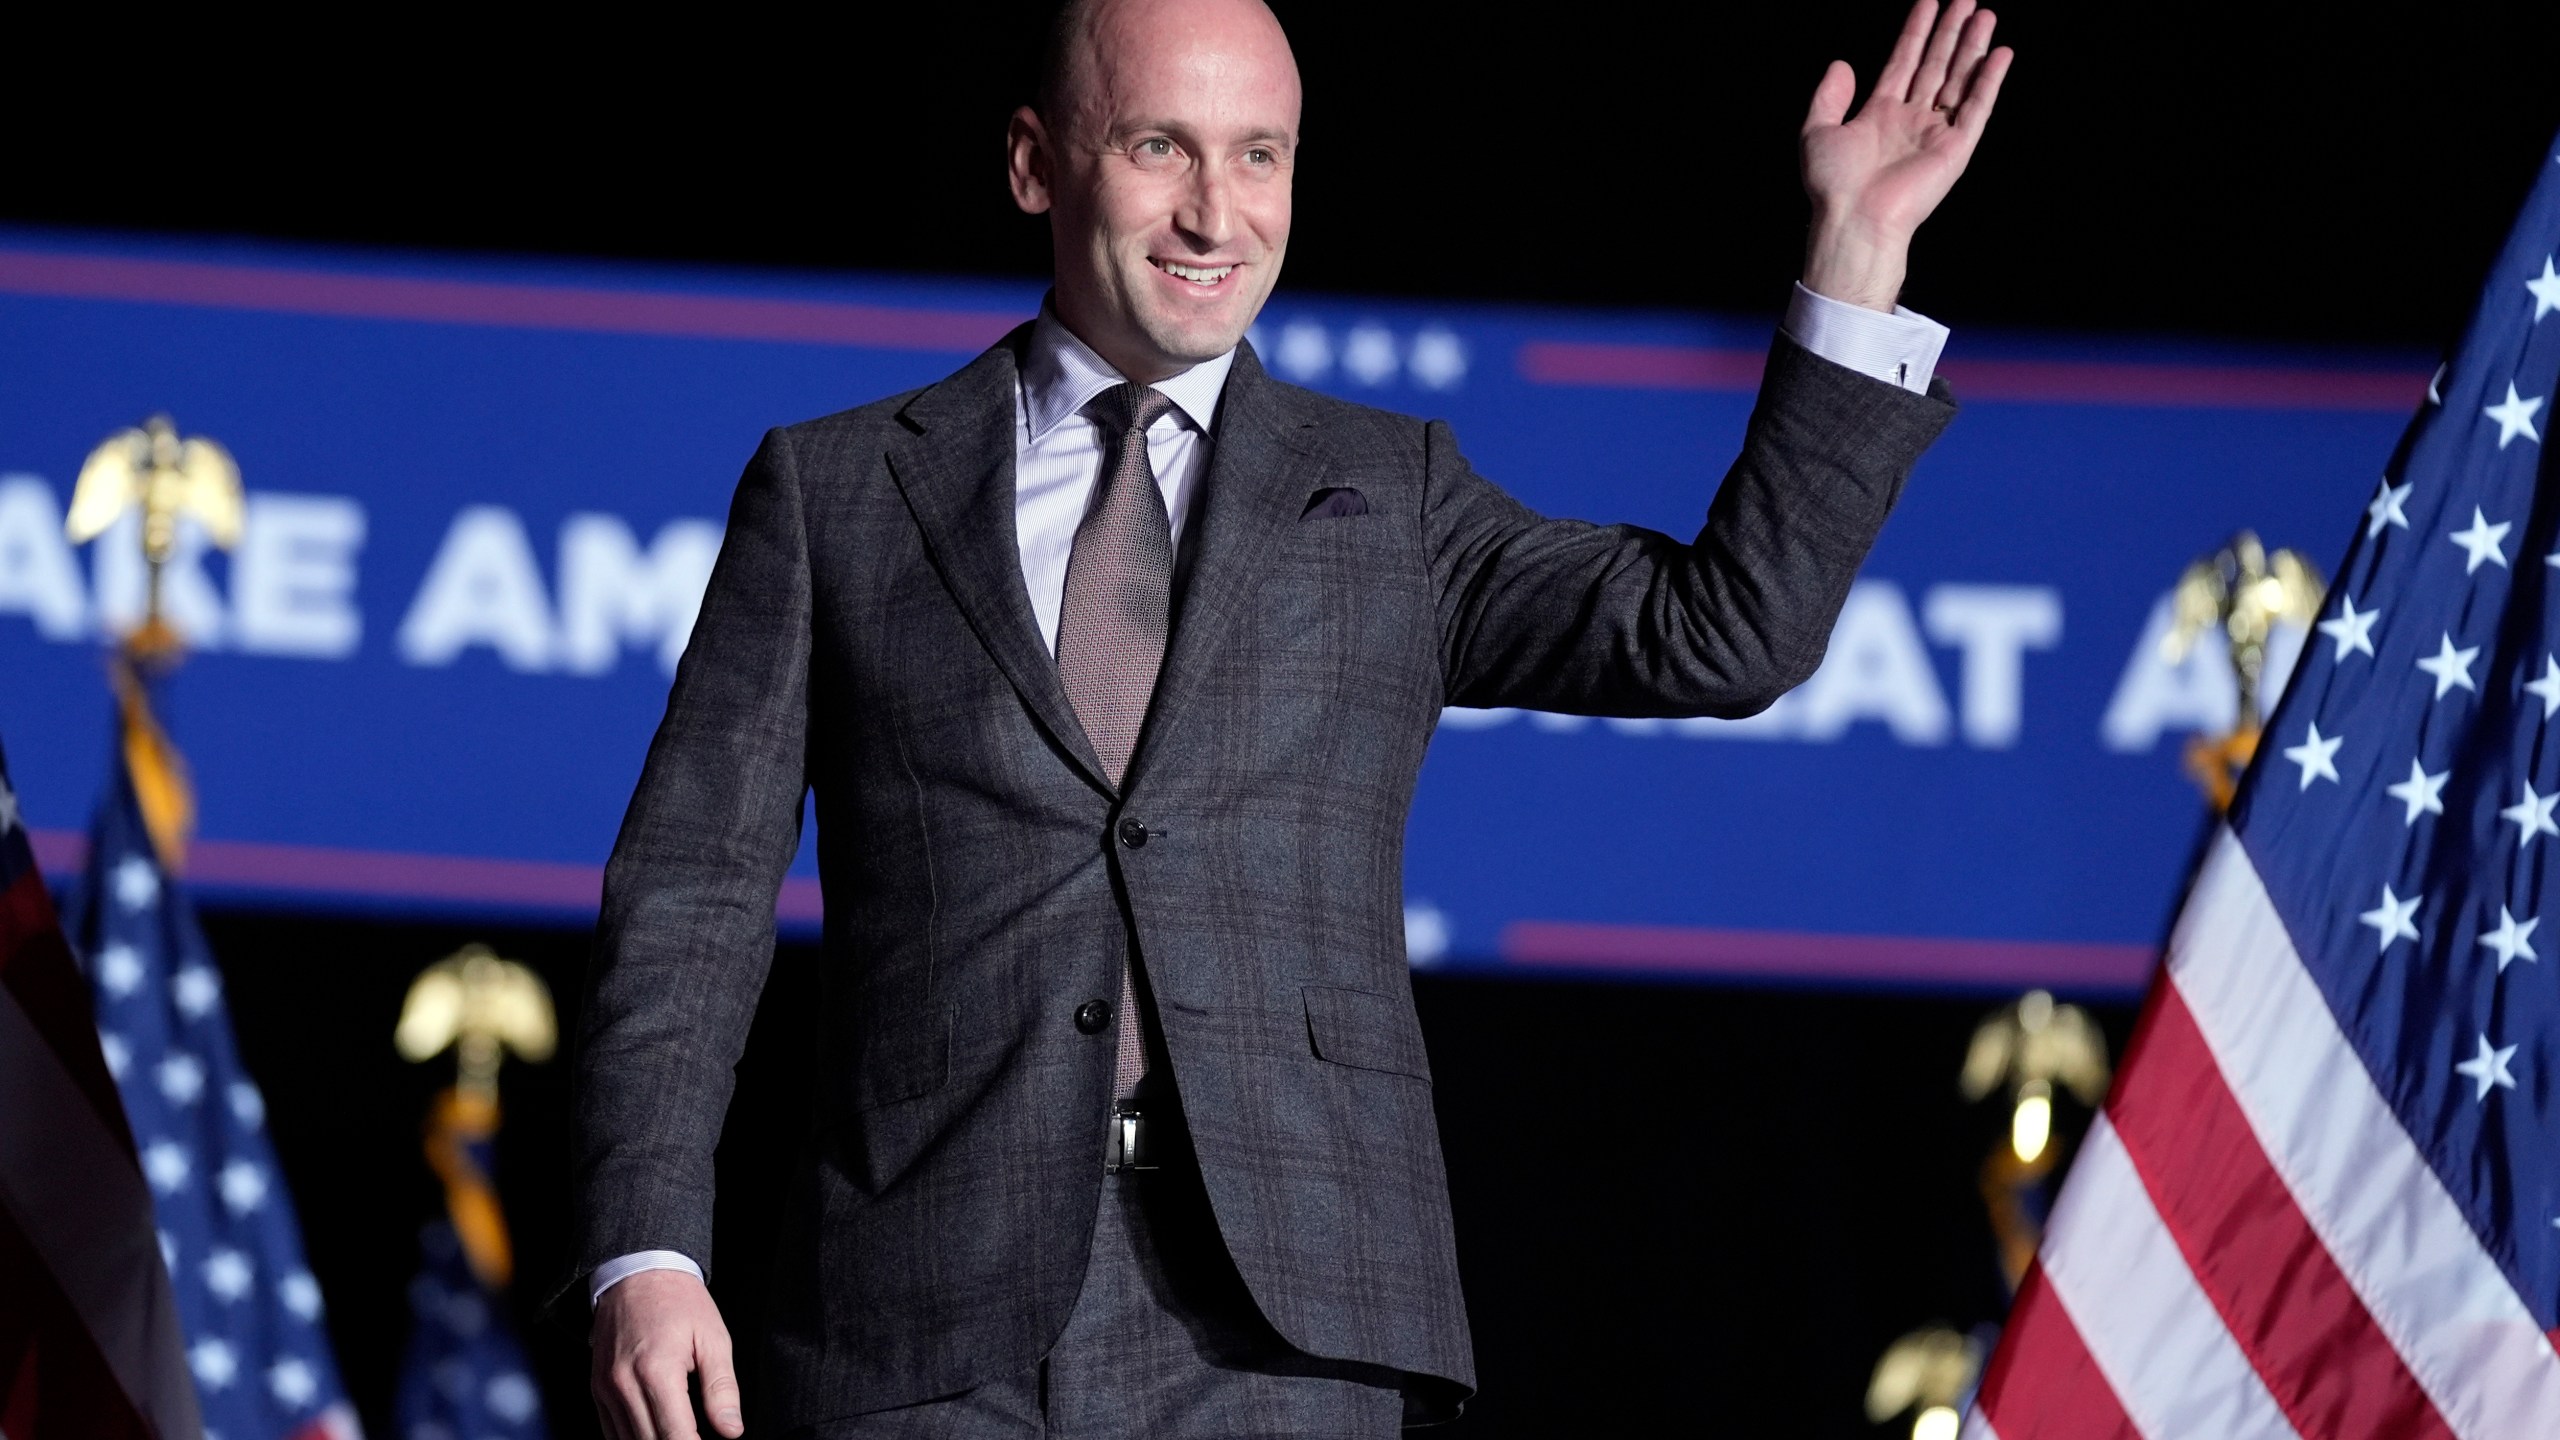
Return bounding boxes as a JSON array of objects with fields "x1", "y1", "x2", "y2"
[
  {"x1": 2039, "y1": 1116, "x2": 2303, "y2": 1440},
  {"x1": 1958, "y1": 1408, "x2": 2001, "y2": 1440},
  {"x1": 2170, "y1": 828, "x2": 2560, "y2": 1437},
  {"x1": 0, "y1": 980, "x2": 200, "y2": 1440}
]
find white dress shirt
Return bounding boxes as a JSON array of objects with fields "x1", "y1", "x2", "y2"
[{"x1": 587, "y1": 285, "x2": 1946, "y2": 1306}]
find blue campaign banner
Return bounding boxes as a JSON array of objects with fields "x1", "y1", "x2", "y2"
[{"x1": 0, "y1": 230, "x2": 2428, "y2": 993}]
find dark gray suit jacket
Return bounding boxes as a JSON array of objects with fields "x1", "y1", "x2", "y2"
[{"x1": 571, "y1": 327, "x2": 1954, "y2": 1427}]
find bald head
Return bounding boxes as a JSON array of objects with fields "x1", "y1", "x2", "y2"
[{"x1": 1009, "y1": 0, "x2": 1302, "y2": 380}]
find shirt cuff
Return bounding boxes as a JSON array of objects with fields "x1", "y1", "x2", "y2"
[
  {"x1": 589, "y1": 1249, "x2": 704, "y2": 1307},
  {"x1": 1781, "y1": 282, "x2": 1949, "y2": 394}
]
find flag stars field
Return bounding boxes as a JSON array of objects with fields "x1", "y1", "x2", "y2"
[
  {"x1": 2484, "y1": 383, "x2": 2545, "y2": 448},
  {"x1": 2368, "y1": 478, "x2": 2413, "y2": 536},
  {"x1": 2385, "y1": 759, "x2": 2450, "y2": 823},
  {"x1": 2456, "y1": 1035, "x2": 2521, "y2": 1101},
  {"x1": 2501, "y1": 782, "x2": 2560, "y2": 844},
  {"x1": 2286, "y1": 722, "x2": 2344, "y2": 788},
  {"x1": 2528, "y1": 656, "x2": 2560, "y2": 718},
  {"x1": 2360, "y1": 883, "x2": 2423, "y2": 950},
  {"x1": 2530, "y1": 255, "x2": 2560, "y2": 321},
  {"x1": 2417, "y1": 633, "x2": 2481, "y2": 698},
  {"x1": 2320, "y1": 594, "x2": 2381, "y2": 659},
  {"x1": 2479, "y1": 906, "x2": 2541, "y2": 971},
  {"x1": 2451, "y1": 507, "x2": 2514, "y2": 571}
]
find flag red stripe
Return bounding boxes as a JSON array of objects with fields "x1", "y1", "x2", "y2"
[
  {"x1": 1971, "y1": 1262, "x2": 2144, "y2": 1440},
  {"x1": 2107, "y1": 977, "x2": 2456, "y2": 1440},
  {"x1": 0, "y1": 867, "x2": 134, "y2": 1163},
  {"x1": 0, "y1": 1203, "x2": 156, "y2": 1440}
]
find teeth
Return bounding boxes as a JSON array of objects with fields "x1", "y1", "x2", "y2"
[{"x1": 1157, "y1": 260, "x2": 1234, "y2": 284}]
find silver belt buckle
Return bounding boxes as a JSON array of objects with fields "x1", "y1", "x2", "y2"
[{"x1": 1105, "y1": 1100, "x2": 1158, "y2": 1173}]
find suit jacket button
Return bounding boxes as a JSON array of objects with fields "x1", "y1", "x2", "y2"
[
  {"x1": 1117, "y1": 818, "x2": 1149, "y2": 849},
  {"x1": 1075, "y1": 999, "x2": 1114, "y2": 1034}
]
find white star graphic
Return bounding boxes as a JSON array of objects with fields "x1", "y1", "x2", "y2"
[
  {"x1": 267, "y1": 1358, "x2": 318, "y2": 1409},
  {"x1": 154, "y1": 1052, "x2": 205, "y2": 1105},
  {"x1": 486, "y1": 1373, "x2": 541, "y2": 1425},
  {"x1": 2529, "y1": 656, "x2": 2560, "y2": 719},
  {"x1": 2450, "y1": 507, "x2": 2514, "y2": 572},
  {"x1": 1274, "y1": 321, "x2": 1331, "y2": 381},
  {"x1": 228, "y1": 1081, "x2": 266, "y2": 1129},
  {"x1": 2416, "y1": 633, "x2": 2481, "y2": 699},
  {"x1": 141, "y1": 1140, "x2": 190, "y2": 1195},
  {"x1": 2455, "y1": 1034, "x2": 2520, "y2": 1101},
  {"x1": 2385, "y1": 759, "x2": 2450, "y2": 825},
  {"x1": 112, "y1": 856, "x2": 158, "y2": 911},
  {"x1": 2284, "y1": 723, "x2": 2343, "y2": 789},
  {"x1": 0, "y1": 777, "x2": 18, "y2": 837},
  {"x1": 202, "y1": 1248, "x2": 253, "y2": 1303},
  {"x1": 2317, "y1": 594, "x2": 2380, "y2": 660},
  {"x1": 218, "y1": 1159, "x2": 268, "y2": 1215},
  {"x1": 93, "y1": 942, "x2": 144, "y2": 999},
  {"x1": 278, "y1": 1270, "x2": 323, "y2": 1322},
  {"x1": 189, "y1": 1338, "x2": 238, "y2": 1391},
  {"x1": 2428, "y1": 363, "x2": 2446, "y2": 405},
  {"x1": 2359, "y1": 884, "x2": 2422, "y2": 951},
  {"x1": 1340, "y1": 326, "x2": 1399, "y2": 385},
  {"x1": 2503, "y1": 782, "x2": 2560, "y2": 845},
  {"x1": 172, "y1": 965, "x2": 221, "y2": 1019},
  {"x1": 2531, "y1": 256, "x2": 2560, "y2": 322},
  {"x1": 1406, "y1": 328, "x2": 1468, "y2": 390},
  {"x1": 2485, "y1": 382, "x2": 2545, "y2": 448},
  {"x1": 97, "y1": 1030, "x2": 129, "y2": 1079},
  {"x1": 2479, "y1": 906, "x2": 2540, "y2": 971},
  {"x1": 2366, "y1": 478, "x2": 2412, "y2": 537}
]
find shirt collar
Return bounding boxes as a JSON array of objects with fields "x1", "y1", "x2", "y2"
[{"x1": 1020, "y1": 303, "x2": 1237, "y2": 443}]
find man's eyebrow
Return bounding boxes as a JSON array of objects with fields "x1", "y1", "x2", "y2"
[{"x1": 1111, "y1": 118, "x2": 1295, "y2": 147}]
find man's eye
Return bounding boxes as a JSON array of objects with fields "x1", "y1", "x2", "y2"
[
  {"x1": 1140, "y1": 138, "x2": 1175, "y2": 158},
  {"x1": 1245, "y1": 148, "x2": 1273, "y2": 165}
]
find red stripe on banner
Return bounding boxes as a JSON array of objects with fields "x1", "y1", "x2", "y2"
[
  {"x1": 1971, "y1": 1262, "x2": 2144, "y2": 1440},
  {"x1": 1515, "y1": 340, "x2": 2428, "y2": 412},
  {"x1": 1501, "y1": 920, "x2": 2154, "y2": 991},
  {"x1": 29, "y1": 827, "x2": 827, "y2": 924},
  {"x1": 0, "y1": 1205, "x2": 155, "y2": 1440},
  {"x1": 0, "y1": 247, "x2": 1022, "y2": 353},
  {"x1": 0, "y1": 869, "x2": 133, "y2": 1160},
  {"x1": 2107, "y1": 978, "x2": 2456, "y2": 1440}
]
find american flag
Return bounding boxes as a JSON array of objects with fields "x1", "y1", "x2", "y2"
[
  {"x1": 68, "y1": 736, "x2": 362, "y2": 1440},
  {"x1": 0, "y1": 737, "x2": 197, "y2": 1440},
  {"x1": 1967, "y1": 138, "x2": 2560, "y2": 1435}
]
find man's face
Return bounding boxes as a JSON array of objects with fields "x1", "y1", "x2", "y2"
[{"x1": 1010, "y1": 0, "x2": 1300, "y2": 381}]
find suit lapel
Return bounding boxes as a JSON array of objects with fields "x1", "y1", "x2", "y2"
[
  {"x1": 884, "y1": 330, "x2": 1113, "y2": 793},
  {"x1": 1132, "y1": 342, "x2": 1328, "y2": 785}
]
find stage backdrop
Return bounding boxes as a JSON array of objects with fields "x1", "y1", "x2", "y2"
[{"x1": 0, "y1": 231, "x2": 2428, "y2": 994}]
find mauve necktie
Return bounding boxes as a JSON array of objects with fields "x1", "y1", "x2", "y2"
[{"x1": 1057, "y1": 380, "x2": 1177, "y2": 1098}]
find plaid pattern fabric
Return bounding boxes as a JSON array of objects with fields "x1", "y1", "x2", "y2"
[{"x1": 572, "y1": 329, "x2": 1954, "y2": 1428}]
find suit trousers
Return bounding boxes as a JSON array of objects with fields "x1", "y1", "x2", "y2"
[{"x1": 790, "y1": 1156, "x2": 1406, "y2": 1439}]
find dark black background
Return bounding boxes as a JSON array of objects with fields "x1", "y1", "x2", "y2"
[{"x1": 25, "y1": 1, "x2": 2560, "y2": 1435}]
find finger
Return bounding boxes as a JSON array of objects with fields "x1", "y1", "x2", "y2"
[
  {"x1": 698, "y1": 1327, "x2": 746, "y2": 1439},
  {"x1": 1802, "y1": 59, "x2": 1855, "y2": 133},
  {"x1": 611, "y1": 1368, "x2": 661, "y2": 1440},
  {"x1": 1873, "y1": 0, "x2": 1939, "y2": 102},
  {"x1": 1952, "y1": 44, "x2": 2015, "y2": 136},
  {"x1": 1910, "y1": 0, "x2": 1978, "y2": 106},
  {"x1": 1934, "y1": 9, "x2": 2000, "y2": 112},
  {"x1": 592, "y1": 1378, "x2": 632, "y2": 1440},
  {"x1": 639, "y1": 1358, "x2": 699, "y2": 1440}
]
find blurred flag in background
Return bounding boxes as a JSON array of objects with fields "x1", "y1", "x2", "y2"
[
  {"x1": 0, "y1": 734, "x2": 199, "y2": 1440},
  {"x1": 68, "y1": 681, "x2": 361, "y2": 1440}
]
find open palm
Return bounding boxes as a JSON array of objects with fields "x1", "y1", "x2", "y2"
[{"x1": 1799, "y1": 0, "x2": 2012, "y2": 308}]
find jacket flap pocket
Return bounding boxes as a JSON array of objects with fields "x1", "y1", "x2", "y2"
[
  {"x1": 1302, "y1": 985, "x2": 1430, "y2": 1079},
  {"x1": 857, "y1": 1006, "x2": 951, "y2": 1107}
]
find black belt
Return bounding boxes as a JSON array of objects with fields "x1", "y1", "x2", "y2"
[{"x1": 1104, "y1": 1099, "x2": 1187, "y2": 1173}]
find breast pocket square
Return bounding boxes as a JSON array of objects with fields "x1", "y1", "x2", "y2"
[{"x1": 1300, "y1": 486, "x2": 1370, "y2": 520}]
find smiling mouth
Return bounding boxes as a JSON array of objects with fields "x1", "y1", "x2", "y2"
[{"x1": 1150, "y1": 258, "x2": 1236, "y2": 287}]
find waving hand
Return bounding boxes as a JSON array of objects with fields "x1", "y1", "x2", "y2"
[{"x1": 1799, "y1": 0, "x2": 2013, "y2": 312}]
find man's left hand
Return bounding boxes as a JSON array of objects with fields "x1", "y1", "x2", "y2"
[{"x1": 1799, "y1": 0, "x2": 2013, "y2": 312}]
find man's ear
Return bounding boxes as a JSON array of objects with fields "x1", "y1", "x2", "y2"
[{"x1": 1008, "y1": 106, "x2": 1055, "y2": 216}]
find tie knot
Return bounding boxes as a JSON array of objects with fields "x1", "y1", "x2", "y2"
[{"x1": 1087, "y1": 381, "x2": 1176, "y2": 442}]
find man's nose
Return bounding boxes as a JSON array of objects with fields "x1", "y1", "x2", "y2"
[{"x1": 1174, "y1": 165, "x2": 1234, "y2": 249}]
